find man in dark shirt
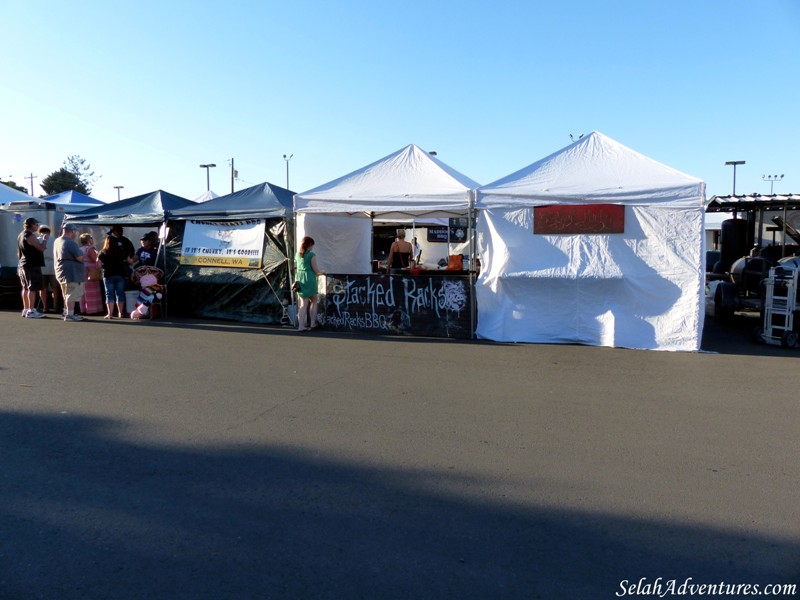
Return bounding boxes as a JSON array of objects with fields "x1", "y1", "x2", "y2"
[
  {"x1": 17, "y1": 217, "x2": 48, "y2": 318},
  {"x1": 134, "y1": 231, "x2": 159, "y2": 269}
]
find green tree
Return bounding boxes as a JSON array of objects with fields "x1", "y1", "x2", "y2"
[
  {"x1": 1, "y1": 180, "x2": 28, "y2": 193},
  {"x1": 40, "y1": 168, "x2": 89, "y2": 195},
  {"x1": 40, "y1": 155, "x2": 100, "y2": 196}
]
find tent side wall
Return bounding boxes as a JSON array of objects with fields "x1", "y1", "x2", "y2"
[
  {"x1": 475, "y1": 205, "x2": 705, "y2": 351},
  {"x1": 296, "y1": 213, "x2": 373, "y2": 274},
  {"x1": 165, "y1": 218, "x2": 293, "y2": 324}
]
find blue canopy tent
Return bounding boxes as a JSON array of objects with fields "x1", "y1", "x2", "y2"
[
  {"x1": 43, "y1": 190, "x2": 105, "y2": 206},
  {"x1": 63, "y1": 190, "x2": 195, "y2": 316},
  {"x1": 167, "y1": 182, "x2": 295, "y2": 324},
  {"x1": 63, "y1": 189, "x2": 194, "y2": 225},
  {"x1": 170, "y1": 181, "x2": 293, "y2": 220}
]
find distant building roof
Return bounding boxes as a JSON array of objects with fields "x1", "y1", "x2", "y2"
[{"x1": 707, "y1": 194, "x2": 800, "y2": 212}]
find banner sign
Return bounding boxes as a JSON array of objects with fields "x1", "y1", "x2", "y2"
[
  {"x1": 534, "y1": 204, "x2": 625, "y2": 235},
  {"x1": 322, "y1": 273, "x2": 472, "y2": 338},
  {"x1": 427, "y1": 217, "x2": 470, "y2": 243},
  {"x1": 181, "y1": 220, "x2": 265, "y2": 268}
]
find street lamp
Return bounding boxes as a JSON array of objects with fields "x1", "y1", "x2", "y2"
[
  {"x1": 283, "y1": 154, "x2": 293, "y2": 189},
  {"x1": 762, "y1": 174, "x2": 784, "y2": 194},
  {"x1": 113, "y1": 185, "x2": 124, "y2": 201},
  {"x1": 724, "y1": 160, "x2": 746, "y2": 195},
  {"x1": 199, "y1": 163, "x2": 216, "y2": 191}
]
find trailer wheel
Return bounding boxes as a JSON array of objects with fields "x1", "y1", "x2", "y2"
[
  {"x1": 781, "y1": 331, "x2": 798, "y2": 349},
  {"x1": 751, "y1": 326, "x2": 764, "y2": 344}
]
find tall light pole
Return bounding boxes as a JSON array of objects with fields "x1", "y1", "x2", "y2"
[
  {"x1": 762, "y1": 174, "x2": 784, "y2": 194},
  {"x1": 724, "y1": 160, "x2": 746, "y2": 195},
  {"x1": 199, "y1": 163, "x2": 216, "y2": 191},
  {"x1": 113, "y1": 185, "x2": 124, "y2": 201},
  {"x1": 283, "y1": 154, "x2": 293, "y2": 189}
]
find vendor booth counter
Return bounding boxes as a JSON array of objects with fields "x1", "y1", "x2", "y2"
[{"x1": 320, "y1": 271, "x2": 473, "y2": 339}]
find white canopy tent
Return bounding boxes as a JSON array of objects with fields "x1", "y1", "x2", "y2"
[
  {"x1": 194, "y1": 190, "x2": 220, "y2": 203},
  {"x1": 294, "y1": 144, "x2": 479, "y2": 274},
  {"x1": 474, "y1": 132, "x2": 707, "y2": 351}
]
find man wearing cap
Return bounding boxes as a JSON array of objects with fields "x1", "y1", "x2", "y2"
[
  {"x1": 17, "y1": 217, "x2": 48, "y2": 318},
  {"x1": 134, "y1": 231, "x2": 159, "y2": 269},
  {"x1": 54, "y1": 223, "x2": 86, "y2": 321}
]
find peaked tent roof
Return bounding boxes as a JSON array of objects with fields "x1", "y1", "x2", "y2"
[
  {"x1": 194, "y1": 190, "x2": 220, "y2": 202},
  {"x1": 171, "y1": 181, "x2": 294, "y2": 220},
  {"x1": 476, "y1": 131, "x2": 705, "y2": 209},
  {"x1": 0, "y1": 183, "x2": 37, "y2": 204},
  {"x1": 64, "y1": 190, "x2": 195, "y2": 225},
  {"x1": 294, "y1": 144, "x2": 480, "y2": 217},
  {"x1": 43, "y1": 190, "x2": 105, "y2": 205}
]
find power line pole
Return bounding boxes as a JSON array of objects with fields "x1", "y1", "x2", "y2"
[{"x1": 26, "y1": 173, "x2": 37, "y2": 195}]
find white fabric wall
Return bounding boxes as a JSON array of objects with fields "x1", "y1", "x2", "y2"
[
  {"x1": 475, "y1": 206, "x2": 705, "y2": 351},
  {"x1": 296, "y1": 213, "x2": 372, "y2": 274}
]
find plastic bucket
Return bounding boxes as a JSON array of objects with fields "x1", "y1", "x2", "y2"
[{"x1": 125, "y1": 290, "x2": 139, "y2": 314}]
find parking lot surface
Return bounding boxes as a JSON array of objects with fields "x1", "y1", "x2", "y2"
[{"x1": 1, "y1": 311, "x2": 798, "y2": 599}]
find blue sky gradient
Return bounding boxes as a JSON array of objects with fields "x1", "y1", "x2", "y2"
[{"x1": 2, "y1": 0, "x2": 798, "y2": 201}]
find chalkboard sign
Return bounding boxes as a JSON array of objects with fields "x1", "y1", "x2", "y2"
[{"x1": 321, "y1": 273, "x2": 472, "y2": 338}]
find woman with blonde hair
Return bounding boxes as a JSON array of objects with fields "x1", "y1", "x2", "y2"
[
  {"x1": 79, "y1": 232, "x2": 104, "y2": 315},
  {"x1": 386, "y1": 228, "x2": 414, "y2": 273},
  {"x1": 294, "y1": 236, "x2": 323, "y2": 331}
]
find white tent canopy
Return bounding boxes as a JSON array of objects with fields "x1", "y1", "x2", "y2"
[
  {"x1": 294, "y1": 144, "x2": 479, "y2": 219},
  {"x1": 194, "y1": 190, "x2": 220, "y2": 203},
  {"x1": 474, "y1": 132, "x2": 707, "y2": 351},
  {"x1": 294, "y1": 144, "x2": 479, "y2": 274}
]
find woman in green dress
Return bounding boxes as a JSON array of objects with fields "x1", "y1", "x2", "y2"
[{"x1": 294, "y1": 236, "x2": 323, "y2": 331}]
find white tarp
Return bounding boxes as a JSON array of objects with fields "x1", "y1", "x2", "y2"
[
  {"x1": 296, "y1": 213, "x2": 372, "y2": 274},
  {"x1": 475, "y1": 132, "x2": 707, "y2": 351}
]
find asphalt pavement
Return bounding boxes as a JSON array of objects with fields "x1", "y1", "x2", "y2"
[{"x1": 1, "y1": 310, "x2": 798, "y2": 599}]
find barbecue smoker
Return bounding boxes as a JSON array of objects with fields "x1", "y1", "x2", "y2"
[
  {"x1": 713, "y1": 256, "x2": 800, "y2": 347},
  {"x1": 706, "y1": 198, "x2": 800, "y2": 346}
]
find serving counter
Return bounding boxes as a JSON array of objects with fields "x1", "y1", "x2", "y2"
[{"x1": 320, "y1": 271, "x2": 473, "y2": 339}]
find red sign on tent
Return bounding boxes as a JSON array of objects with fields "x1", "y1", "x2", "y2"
[{"x1": 534, "y1": 204, "x2": 625, "y2": 235}]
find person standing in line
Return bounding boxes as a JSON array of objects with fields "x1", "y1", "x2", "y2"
[
  {"x1": 294, "y1": 236, "x2": 323, "y2": 331},
  {"x1": 79, "y1": 233, "x2": 104, "y2": 316},
  {"x1": 98, "y1": 225, "x2": 135, "y2": 319},
  {"x1": 54, "y1": 223, "x2": 86, "y2": 321},
  {"x1": 17, "y1": 217, "x2": 48, "y2": 318},
  {"x1": 38, "y1": 226, "x2": 62, "y2": 314}
]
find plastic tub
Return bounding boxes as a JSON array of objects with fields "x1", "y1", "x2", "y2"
[{"x1": 125, "y1": 290, "x2": 139, "y2": 313}]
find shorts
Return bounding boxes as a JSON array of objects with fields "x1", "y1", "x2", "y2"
[
  {"x1": 18, "y1": 266, "x2": 43, "y2": 291},
  {"x1": 42, "y1": 273, "x2": 59, "y2": 291},
  {"x1": 60, "y1": 281, "x2": 85, "y2": 304}
]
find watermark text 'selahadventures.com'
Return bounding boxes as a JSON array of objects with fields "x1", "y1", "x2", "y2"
[{"x1": 617, "y1": 578, "x2": 797, "y2": 597}]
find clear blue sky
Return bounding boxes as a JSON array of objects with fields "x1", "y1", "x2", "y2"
[{"x1": 1, "y1": 0, "x2": 798, "y2": 202}]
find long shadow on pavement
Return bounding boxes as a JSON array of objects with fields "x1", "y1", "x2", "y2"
[{"x1": 1, "y1": 411, "x2": 797, "y2": 600}]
